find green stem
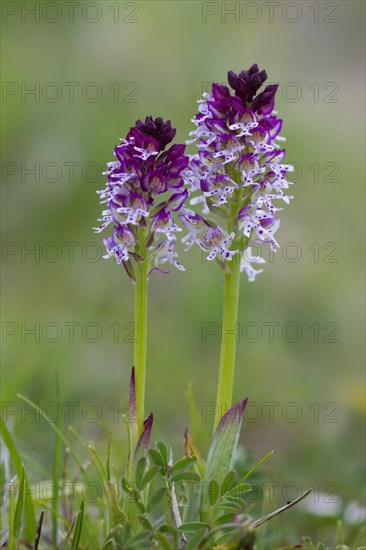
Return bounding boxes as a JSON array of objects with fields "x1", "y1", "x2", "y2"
[
  {"x1": 213, "y1": 249, "x2": 241, "y2": 430},
  {"x1": 133, "y1": 232, "x2": 148, "y2": 435},
  {"x1": 213, "y1": 178, "x2": 243, "y2": 431}
]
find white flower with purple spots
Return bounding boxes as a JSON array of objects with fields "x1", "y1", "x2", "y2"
[
  {"x1": 180, "y1": 209, "x2": 237, "y2": 261},
  {"x1": 199, "y1": 227, "x2": 237, "y2": 261},
  {"x1": 153, "y1": 240, "x2": 185, "y2": 274},
  {"x1": 240, "y1": 246, "x2": 266, "y2": 282}
]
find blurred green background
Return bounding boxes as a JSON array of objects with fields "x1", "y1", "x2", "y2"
[{"x1": 1, "y1": 0, "x2": 365, "y2": 545}]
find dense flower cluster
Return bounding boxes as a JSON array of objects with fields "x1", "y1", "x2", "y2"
[
  {"x1": 181, "y1": 64, "x2": 294, "y2": 281},
  {"x1": 95, "y1": 116, "x2": 189, "y2": 279}
]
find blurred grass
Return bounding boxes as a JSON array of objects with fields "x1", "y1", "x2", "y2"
[{"x1": 1, "y1": 0, "x2": 365, "y2": 544}]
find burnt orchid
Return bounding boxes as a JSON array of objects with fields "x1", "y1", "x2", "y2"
[
  {"x1": 182, "y1": 65, "x2": 294, "y2": 428},
  {"x1": 95, "y1": 116, "x2": 188, "y2": 434},
  {"x1": 3, "y1": 67, "x2": 319, "y2": 550},
  {"x1": 182, "y1": 63, "x2": 293, "y2": 279},
  {"x1": 95, "y1": 116, "x2": 188, "y2": 277}
]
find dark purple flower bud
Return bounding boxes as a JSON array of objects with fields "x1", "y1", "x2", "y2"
[
  {"x1": 245, "y1": 64, "x2": 267, "y2": 99},
  {"x1": 126, "y1": 126, "x2": 160, "y2": 155},
  {"x1": 134, "y1": 115, "x2": 176, "y2": 151},
  {"x1": 166, "y1": 143, "x2": 186, "y2": 161},
  {"x1": 228, "y1": 70, "x2": 248, "y2": 100},
  {"x1": 212, "y1": 83, "x2": 231, "y2": 102},
  {"x1": 228, "y1": 64, "x2": 268, "y2": 105},
  {"x1": 155, "y1": 145, "x2": 189, "y2": 187},
  {"x1": 251, "y1": 84, "x2": 279, "y2": 115}
]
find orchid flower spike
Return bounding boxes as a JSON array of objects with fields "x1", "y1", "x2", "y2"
[
  {"x1": 182, "y1": 64, "x2": 294, "y2": 281},
  {"x1": 95, "y1": 116, "x2": 189, "y2": 280}
]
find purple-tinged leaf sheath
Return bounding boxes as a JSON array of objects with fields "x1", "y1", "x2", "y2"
[
  {"x1": 200, "y1": 399, "x2": 248, "y2": 522},
  {"x1": 134, "y1": 413, "x2": 154, "y2": 462},
  {"x1": 204, "y1": 398, "x2": 248, "y2": 485}
]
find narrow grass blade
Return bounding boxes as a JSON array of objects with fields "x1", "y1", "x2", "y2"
[
  {"x1": 185, "y1": 382, "x2": 198, "y2": 444},
  {"x1": 72, "y1": 500, "x2": 84, "y2": 550},
  {"x1": 17, "y1": 395, "x2": 84, "y2": 473},
  {"x1": 0, "y1": 416, "x2": 36, "y2": 539},
  {"x1": 106, "y1": 433, "x2": 111, "y2": 483},
  {"x1": 13, "y1": 463, "x2": 25, "y2": 547},
  {"x1": 52, "y1": 373, "x2": 63, "y2": 546},
  {"x1": 89, "y1": 444, "x2": 108, "y2": 482},
  {"x1": 239, "y1": 450, "x2": 274, "y2": 483},
  {"x1": 7, "y1": 475, "x2": 16, "y2": 550},
  {"x1": 68, "y1": 426, "x2": 108, "y2": 497}
]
